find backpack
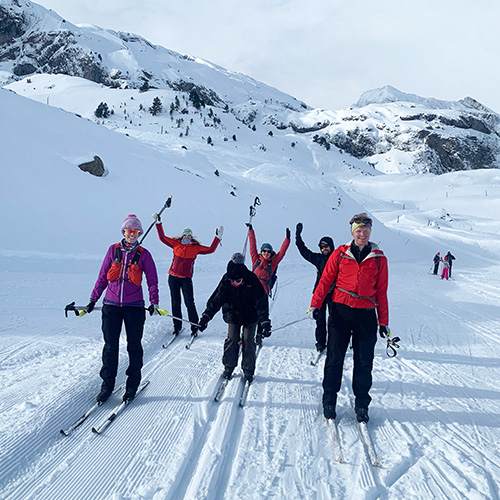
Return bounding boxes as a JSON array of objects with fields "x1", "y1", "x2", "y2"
[
  {"x1": 107, "y1": 243, "x2": 143, "y2": 286},
  {"x1": 252, "y1": 258, "x2": 278, "y2": 296}
]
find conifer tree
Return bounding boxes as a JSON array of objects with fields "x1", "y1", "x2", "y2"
[
  {"x1": 150, "y1": 97, "x2": 163, "y2": 116},
  {"x1": 94, "y1": 102, "x2": 110, "y2": 119}
]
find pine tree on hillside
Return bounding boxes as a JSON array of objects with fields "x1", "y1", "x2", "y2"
[
  {"x1": 94, "y1": 102, "x2": 110, "y2": 119},
  {"x1": 150, "y1": 97, "x2": 163, "y2": 116}
]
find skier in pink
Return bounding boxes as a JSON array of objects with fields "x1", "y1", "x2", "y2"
[{"x1": 441, "y1": 255, "x2": 450, "y2": 280}]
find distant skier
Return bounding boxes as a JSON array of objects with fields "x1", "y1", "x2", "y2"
[
  {"x1": 86, "y1": 214, "x2": 159, "y2": 403},
  {"x1": 309, "y1": 213, "x2": 389, "y2": 424},
  {"x1": 155, "y1": 214, "x2": 222, "y2": 336},
  {"x1": 441, "y1": 255, "x2": 450, "y2": 280},
  {"x1": 445, "y1": 251, "x2": 456, "y2": 277},
  {"x1": 198, "y1": 253, "x2": 271, "y2": 382},
  {"x1": 432, "y1": 252, "x2": 440, "y2": 275},
  {"x1": 295, "y1": 222, "x2": 335, "y2": 352},
  {"x1": 247, "y1": 222, "x2": 290, "y2": 343}
]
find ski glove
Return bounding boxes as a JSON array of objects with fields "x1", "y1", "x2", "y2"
[
  {"x1": 198, "y1": 313, "x2": 210, "y2": 332},
  {"x1": 261, "y1": 320, "x2": 272, "y2": 337},
  {"x1": 216, "y1": 225, "x2": 224, "y2": 240},
  {"x1": 307, "y1": 308, "x2": 320, "y2": 320},
  {"x1": 86, "y1": 300, "x2": 96, "y2": 313},
  {"x1": 245, "y1": 223, "x2": 253, "y2": 230},
  {"x1": 286, "y1": 227, "x2": 291, "y2": 239},
  {"x1": 148, "y1": 304, "x2": 160, "y2": 316},
  {"x1": 379, "y1": 325, "x2": 390, "y2": 338},
  {"x1": 295, "y1": 222, "x2": 303, "y2": 237},
  {"x1": 153, "y1": 213, "x2": 161, "y2": 223}
]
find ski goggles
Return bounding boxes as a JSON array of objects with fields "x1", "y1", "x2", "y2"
[{"x1": 124, "y1": 229, "x2": 141, "y2": 235}]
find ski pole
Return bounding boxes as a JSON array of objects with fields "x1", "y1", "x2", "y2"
[
  {"x1": 242, "y1": 196, "x2": 261, "y2": 258},
  {"x1": 156, "y1": 308, "x2": 201, "y2": 328},
  {"x1": 271, "y1": 315, "x2": 309, "y2": 333},
  {"x1": 65, "y1": 303, "x2": 196, "y2": 323},
  {"x1": 139, "y1": 196, "x2": 172, "y2": 244},
  {"x1": 65, "y1": 302, "x2": 100, "y2": 317}
]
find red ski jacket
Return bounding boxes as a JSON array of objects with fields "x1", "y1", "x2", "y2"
[
  {"x1": 249, "y1": 228, "x2": 290, "y2": 295},
  {"x1": 156, "y1": 223, "x2": 220, "y2": 278},
  {"x1": 311, "y1": 242, "x2": 389, "y2": 326}
]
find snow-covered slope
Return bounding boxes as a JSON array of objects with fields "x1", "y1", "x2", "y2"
[
  {"x1": 3, "y1": 1, "x2": 500, "y2": 177},
  {"x1": 2, "y1": 75, "x2": 500, "y2": 499},
  {"x1": 1, "y1": 2, "x2": 500, "y2": 499}
]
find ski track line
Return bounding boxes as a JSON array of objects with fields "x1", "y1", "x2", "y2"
[
  {"x1": 382, "y1": 415, "x2": 499, "y2": 499},
  {"x1": 0, "y1": 329, "x2": 205, "y2": 500},
  {"x1": 339, "y1": 383, "x2": 384, "y2": 499},
  {"x1": 164, "y1": 373, "x2": 244, "y2": 500},
  {"x1": 227, "y1": 346, "x2": 351, "y2": 500}
]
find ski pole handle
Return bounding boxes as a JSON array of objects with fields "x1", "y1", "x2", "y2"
[{"x1": 139, "y1": 196, "x2": 173, "y2": 244}]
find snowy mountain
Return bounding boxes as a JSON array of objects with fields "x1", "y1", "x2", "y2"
[
  {"x1": 1, "y1": 2, "x2": 500, "y2": 499},
  {"x1": 299, "y1": 85, "x2": 500, "y2": 174},
  {"x1": 2, "y1": 0, "x2": 500, "y2": 176}
]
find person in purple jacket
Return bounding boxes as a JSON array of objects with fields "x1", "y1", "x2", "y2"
[{"x1": 86, "y1": 214, "x2": 159, "y2": 403}]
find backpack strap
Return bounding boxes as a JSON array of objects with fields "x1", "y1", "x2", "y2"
[
  {"x1": 252, "y1": 258, "x2": 275, "y2": 293},
  {"x1": 131, "y1": 246, "x2": 142, "y2": 265},
  {"x1": 113, "y1": 243, "x2": 122, "y2": 263}
]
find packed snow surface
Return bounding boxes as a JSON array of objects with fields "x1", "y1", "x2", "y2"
[{"x1": 1, "y1": 72, "x2": 500, "y2": 499}]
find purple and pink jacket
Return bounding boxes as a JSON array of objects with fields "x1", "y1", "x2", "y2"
[{"x1": 90, "y1": 242, "x2": 159, "y2": 307}]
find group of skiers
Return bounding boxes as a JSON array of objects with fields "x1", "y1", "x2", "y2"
[
  {"x1": 432, "y1": 251, "x2": 456, "y2": 280},
  {"x1": 81, "y1": 210, "x2": 390, "y2": 424}
]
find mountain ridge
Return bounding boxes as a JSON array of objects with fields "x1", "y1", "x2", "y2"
[{"x1": 2, "y1": 0, "x2": 500, "y2": 175}]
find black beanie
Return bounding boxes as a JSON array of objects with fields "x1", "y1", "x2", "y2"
[
  {"x1": 227, "y1": 252, "x2": 246, "y2": 280},
  {"x1": 318, "y1": 236, "x2": 334, "y2": 249}
]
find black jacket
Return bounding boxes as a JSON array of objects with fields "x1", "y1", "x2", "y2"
[
  {"x1": 202, "y1": 268, "x2": 269, "y2": 326},
  {"x1": 295, "y1": 234, "x2": 334, "y2": 292}
]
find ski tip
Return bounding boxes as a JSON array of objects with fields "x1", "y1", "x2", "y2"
[
  {"x1": 60, "y1": 429, "x2": 68, "y2": 437},
  {"x1": 91, "y1": 427, "x2": 100, "y2": 434}
]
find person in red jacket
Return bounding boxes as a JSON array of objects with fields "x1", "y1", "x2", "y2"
[
  {"x1": 247, "y1": 222, "x2": 290, "y2": 343},
  {"x1": 155, "y1": 214, "x2": 223, "y2": 336},
  {"x1": 309, "y1": 213, "x2": 389, "y2": 423}
]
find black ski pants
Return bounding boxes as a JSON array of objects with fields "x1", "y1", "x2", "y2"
[
  {"x1": 223, "y1": 323, "x2": 257, "y2": 376},
  {"x1": 322, "y1": 302, "x2": 378, "y2": 410},
  {"x1": 433, "y1": 262, "x2": 439, "y2": 274},
  {"x1": 168, "y1": 275, "x2": 199, "y2": 334},
  {"x1": 315, "y1": 299, "x2": 333, "y2": 350},
  {"x1": 100, "y1": 304, "x2": 145, "y2": 392}
]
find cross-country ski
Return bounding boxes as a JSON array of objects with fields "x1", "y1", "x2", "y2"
[
  {"x1": 358, "y1": 421, "x2": 381, "y2": 467},
  {"x1": 162, "y1": 331, "x2": 179, "y2": 349},
  {"x1": 327, "y1": 418, "x2": 344, "y2": 463},
  {"x1": 60, "y1": 384, "x2": 125, "y2": 436},
  {"x1": 239, "y1": 379, "x2": 252, "y2": 407},
  {"x1": 213, "y1": 375, "x2": 231, "y2": 402},
  {"x1": 91, "y1": 381, "x2": 150, "y2": 435}
]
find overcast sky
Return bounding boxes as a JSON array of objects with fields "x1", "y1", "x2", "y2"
[{"x1": 33, "y1": 0, "x2": 500, "y2": 113}]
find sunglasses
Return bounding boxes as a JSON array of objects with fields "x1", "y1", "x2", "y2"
[
  {"x1": 320, "y1": 244, "x2": 330, "y2": 249},
  {"x1": 230, "y1": 278, "x2": 243, "y2": 284},
  {"x1": 261, "y1": 249, "x2": 272, "y2": 254},
  {"x1": 124, "y1": 229, "x2": 140, "y2": 235},
  {"x1": 351, "y1": 218, "x2": 372, "y2": 225}
]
